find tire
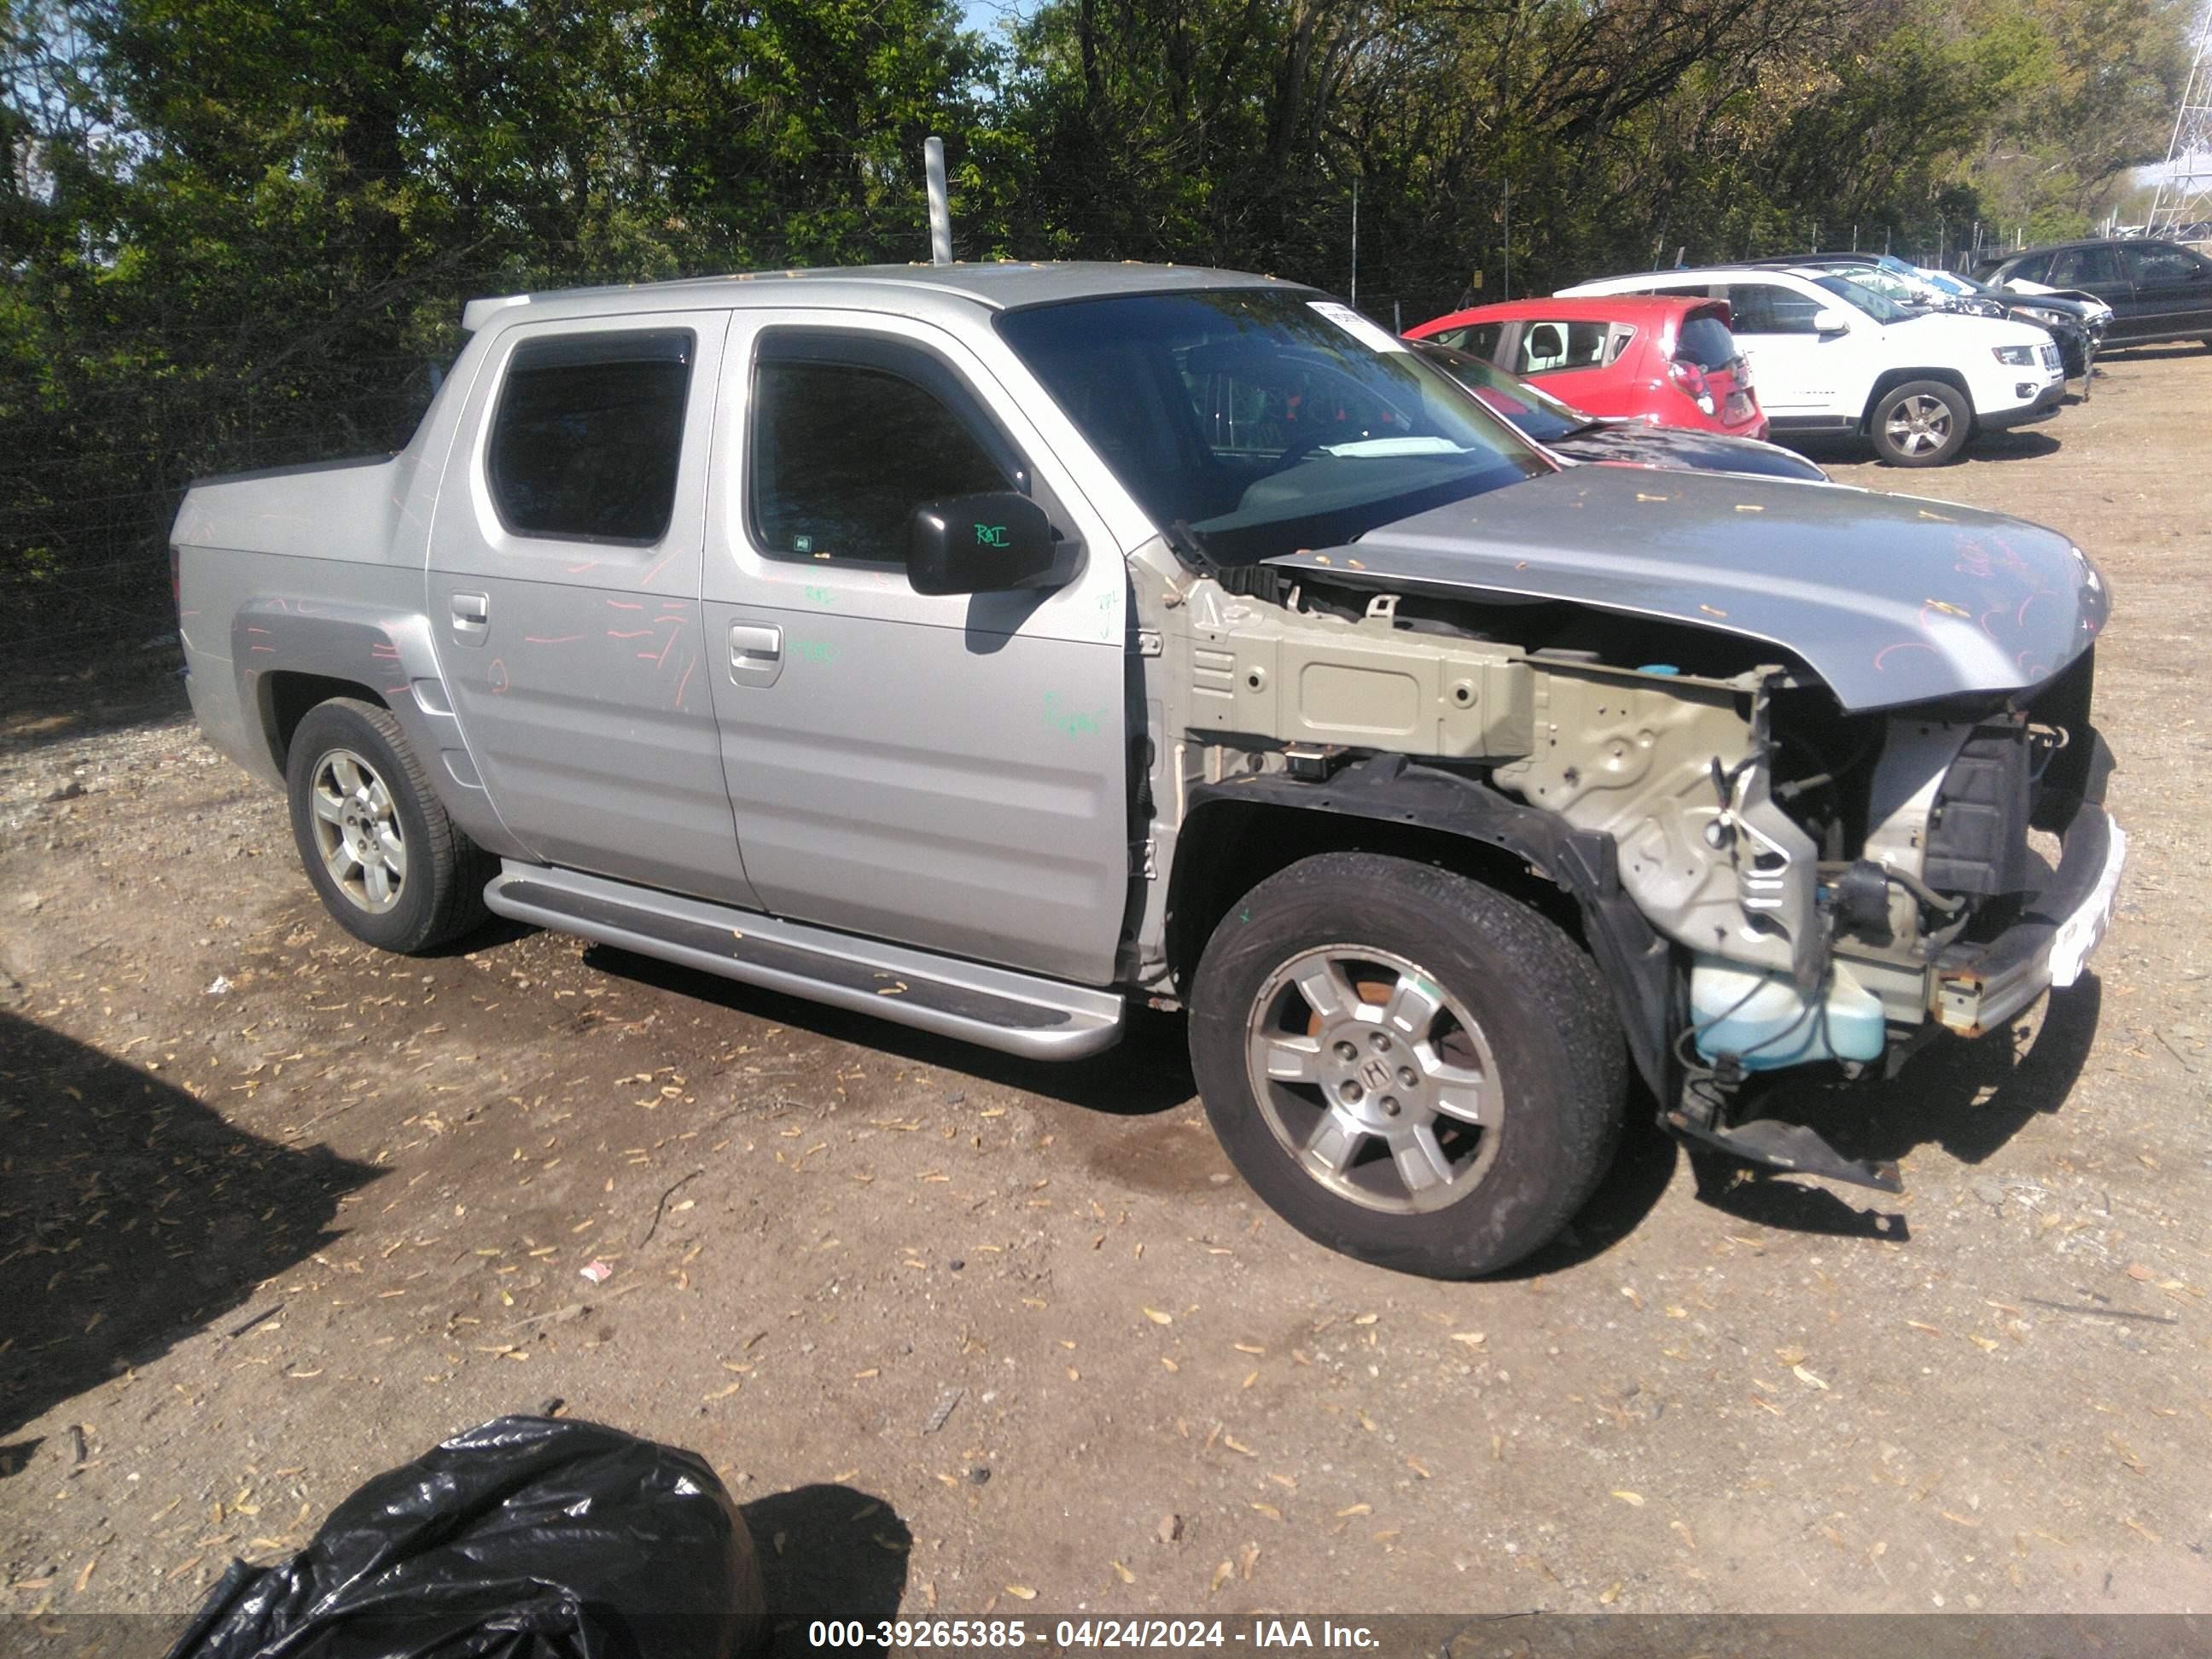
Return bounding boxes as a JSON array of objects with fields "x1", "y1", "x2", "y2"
[
  {"x1": 285, "y1": 698, "x2": 490, "y2": 954},
  {"x1": 1187, "y1": 853, "x2": 1627, "y2": 1278},
  {"x1": 1868, "y1": 379, "x2": 1972, "y2": 467}
]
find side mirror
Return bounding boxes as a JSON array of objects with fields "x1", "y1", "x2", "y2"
[
  {"x1": 1812, "y1": 308, "x2": 1852, "y2": 335},
  {"x1": 907, "y1": 492, "x2": 1059, "y2": 597}
]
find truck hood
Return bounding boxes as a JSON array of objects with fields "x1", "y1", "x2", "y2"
[{"x1": 1268, "y1": 465, "x2": 2108, "y2": 712}]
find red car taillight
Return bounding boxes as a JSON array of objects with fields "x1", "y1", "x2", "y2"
[{"x1": 1668, "y1": 359, "x2": 1716, "y2": 416}]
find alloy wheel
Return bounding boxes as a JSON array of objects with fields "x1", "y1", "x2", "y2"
[
  {"x1": 1243, "y1": 946, "x2": 1505, "y2": 1214},
  {"x1": 307, "y1": 748, "x2": 408, "y2": 914}
]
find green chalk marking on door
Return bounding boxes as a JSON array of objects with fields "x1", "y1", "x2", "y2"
[{"x1": 1043, "y1": 691, "x2": 1103, "y2": 738}]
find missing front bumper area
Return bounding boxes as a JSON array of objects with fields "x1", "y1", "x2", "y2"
[{"x1": 1934, "y1": 800, "x2": 2125, "y2": 1038}]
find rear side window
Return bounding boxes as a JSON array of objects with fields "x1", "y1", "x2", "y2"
[
  {"x1": 486, "y1": 331, "x2": 693, "y2": 544},
  {"x1": 2049, "y1": 247, "x2": 2122, "y2": 286},
  {"x1": 1513, "y1": 320, "x2": 1621, "y2": 375},
  {"x1": 1674, "y1": 313, "x2": 1739, "y2": 370},
  {"x1": 2121, "y1": 242, "x2": 2204, "y2": 284},
  {"x1": 749, "y1": 344, "x2": 1011, "y2": 565}
]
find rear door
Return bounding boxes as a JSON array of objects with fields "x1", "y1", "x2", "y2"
[
  {"x1": 2116, "y1": 242, "x2": 2212, "y2": 341},
  {"x1": 1505, "y1": 317, "x2": 1634, "y2": 412},
  {"x1": 701, "y1": 312, "x2": 1130, "y2": 985},
  {"x1": 428, "y1": 311, "x2": 762, "y2": 906}
]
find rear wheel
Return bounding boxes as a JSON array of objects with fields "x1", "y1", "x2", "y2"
[
  {"x1": 1188, "y1": 853, "x2": 1627, "y2": 1278},
  {"x1": 1869, "y1": 379, "x2": 1970, "y2": 467},
  {"x1": 286, "y1": 698, "x2": 490, "y2": 953}
]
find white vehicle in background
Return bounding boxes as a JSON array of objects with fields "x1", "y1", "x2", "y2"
[{"x1": 1558, "y1": 264, "x2": 2065, "y2": 466}]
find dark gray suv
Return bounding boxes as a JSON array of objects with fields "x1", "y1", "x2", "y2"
[{"x1": 1978, "y1": 237, "x2": 2212, "y2": 347}]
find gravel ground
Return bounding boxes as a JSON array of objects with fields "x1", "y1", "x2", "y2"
[{"x1": 2, "y1": 346, "x2": 2208, "y2": 1641}]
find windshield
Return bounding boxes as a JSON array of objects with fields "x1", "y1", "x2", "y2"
[
  {"x1": 995, "y1": 288, "x2": 1551, "y2": 566},
  {"x1": 1819, "y1": 265, "x2": 1919, "y2": 304},
  {"x1": 1810, "y1": 273, "x2": 1913, "y2": 324},
  {"x1": 1406, "y1": 341, "x2": 1592, "y2": 444}
]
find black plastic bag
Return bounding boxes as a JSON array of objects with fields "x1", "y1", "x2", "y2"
[{"x1": 166, "y1": 1415, "x2": 765, "y2": 1659}]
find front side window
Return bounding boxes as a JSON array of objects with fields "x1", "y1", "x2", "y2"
[
  {"x1": 996, "y1": 288, "x2": 1547, "y2": 568},
  {"x1": 486, "y1": 330, "x2": 693, "y2": 544},
  {"x1": 748, "y1": 341, "x2": 1011, "y2": 565},
  {"x1": 1425, "y1": 321, "x2": 1506, "y2": 361},
  {"x1": 1720, "y1": 284, "x2": 1792, "y2": 334},
  {"x1": 2052, "y1": 246, "x2": 2122, "y2": 286},
  {"x1": 2121, "y1": 242, "x2": 2205, "y2": 284},
  {"x1": 2005, "y1": 253, "x2": 2054, "y2": 286}
]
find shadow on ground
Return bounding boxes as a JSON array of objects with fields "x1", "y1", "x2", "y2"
[
  {"x1": 0, "y1": 1009, "x2": 379, "y2": 1443},
  {"x1": 744, "y1": 1482, "x2": 911, "y2": 1656},
  {"x1": 1693, "y1": 975, "x2": 2104, "y2": 1238},
  {"x1": 1796, "y1": 428, "x2": 2061, "y2": 470}
]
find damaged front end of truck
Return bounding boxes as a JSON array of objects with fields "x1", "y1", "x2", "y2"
[{"x1": 1142, "y1": 463, "x2": 2121, "y2": 1192}]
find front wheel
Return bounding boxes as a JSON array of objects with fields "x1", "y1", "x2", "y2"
[
  {"x1": 1187, "y1": 853, "x2": 1627, "y2": 1278},
  {"x1": 285, "y1": 698, "x2": 490, "y2": 953},
  {"x1": 1869, "y1": 379, "x2": 1971, "y2": 467}
]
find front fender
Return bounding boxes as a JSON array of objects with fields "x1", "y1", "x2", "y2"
[{"x1": 1185, "y1": 755, "x2": 1673, "y2": 1098}]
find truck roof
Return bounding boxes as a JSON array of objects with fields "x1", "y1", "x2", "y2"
[{"x1": 461, "y1": 260, "x2": 1299, "y2": 332}]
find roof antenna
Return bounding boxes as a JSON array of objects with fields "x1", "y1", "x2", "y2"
[{"x1": 924, "y1": 136, "x2": 953, "y2": 266}]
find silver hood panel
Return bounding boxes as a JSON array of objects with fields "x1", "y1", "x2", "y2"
[{"x1": 1269, "y1": 467, "x2": 2108, "y2": 711}]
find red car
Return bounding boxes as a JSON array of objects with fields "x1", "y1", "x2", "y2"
[{"x1": 1406, "y1": 295, "x2": 1766, "y2": 439}]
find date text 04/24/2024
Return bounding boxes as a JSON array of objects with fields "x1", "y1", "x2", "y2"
[{"x1": 806, "y1": 1620, "x2": 1380, "y2": 1650}]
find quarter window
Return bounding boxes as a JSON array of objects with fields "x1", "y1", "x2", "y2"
[
  {"x1": 486, "y1": 331, "x2": 693, "y2": 544},
  {"x1": 749, "y1": 344, "x2": 1012, "y2": 565}
]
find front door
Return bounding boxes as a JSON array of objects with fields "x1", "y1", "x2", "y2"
[
  {"x1": 1719, "y1": 281, "x2": 1848, "y2": 421},
  {"x1": 427, "y1": 311, "x2": 761, "y2": 906},
  {"x1": 2046, "y1": 246, "x2": 2133, "y2": 334},
  {"x1": 701, "y1": 314, "x2": 1130, "y2": 986}
]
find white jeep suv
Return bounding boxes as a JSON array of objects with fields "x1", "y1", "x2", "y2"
[{"x1": 1558, "y1": 265, "x2": 2065, "y2": 465}]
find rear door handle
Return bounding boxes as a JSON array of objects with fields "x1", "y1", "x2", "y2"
[
  {"x1": 451, "y1": 591, "x2": 489, "y2": 643},
  {"x1": 729, "y1": 622, "x2": 783, "y2": 686}
]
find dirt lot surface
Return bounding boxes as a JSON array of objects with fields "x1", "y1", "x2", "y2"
[{"x1": 3, "y1": 346, "x2": 2209, "y2": 1641}]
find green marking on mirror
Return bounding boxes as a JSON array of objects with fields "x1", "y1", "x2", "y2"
[{"x1": 975, "y1": 522, "x2": 1009, "y2": 548}]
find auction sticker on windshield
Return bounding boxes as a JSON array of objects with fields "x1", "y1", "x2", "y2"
[{"x1": 1309, "y1": 300, "x2": 1407, "y2": 353}]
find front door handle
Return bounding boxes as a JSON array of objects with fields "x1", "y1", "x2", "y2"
[
  {"x1": 729, "y1": 622, "x2": 783, "y2": 686},
  {"x1": 451, "y1": 591, "x2": 489, "y2": 643}
]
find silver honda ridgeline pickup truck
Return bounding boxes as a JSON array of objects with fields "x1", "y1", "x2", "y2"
[{"x1": 174, "y1": 263, "x2": 2124, "y2": 1278}]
